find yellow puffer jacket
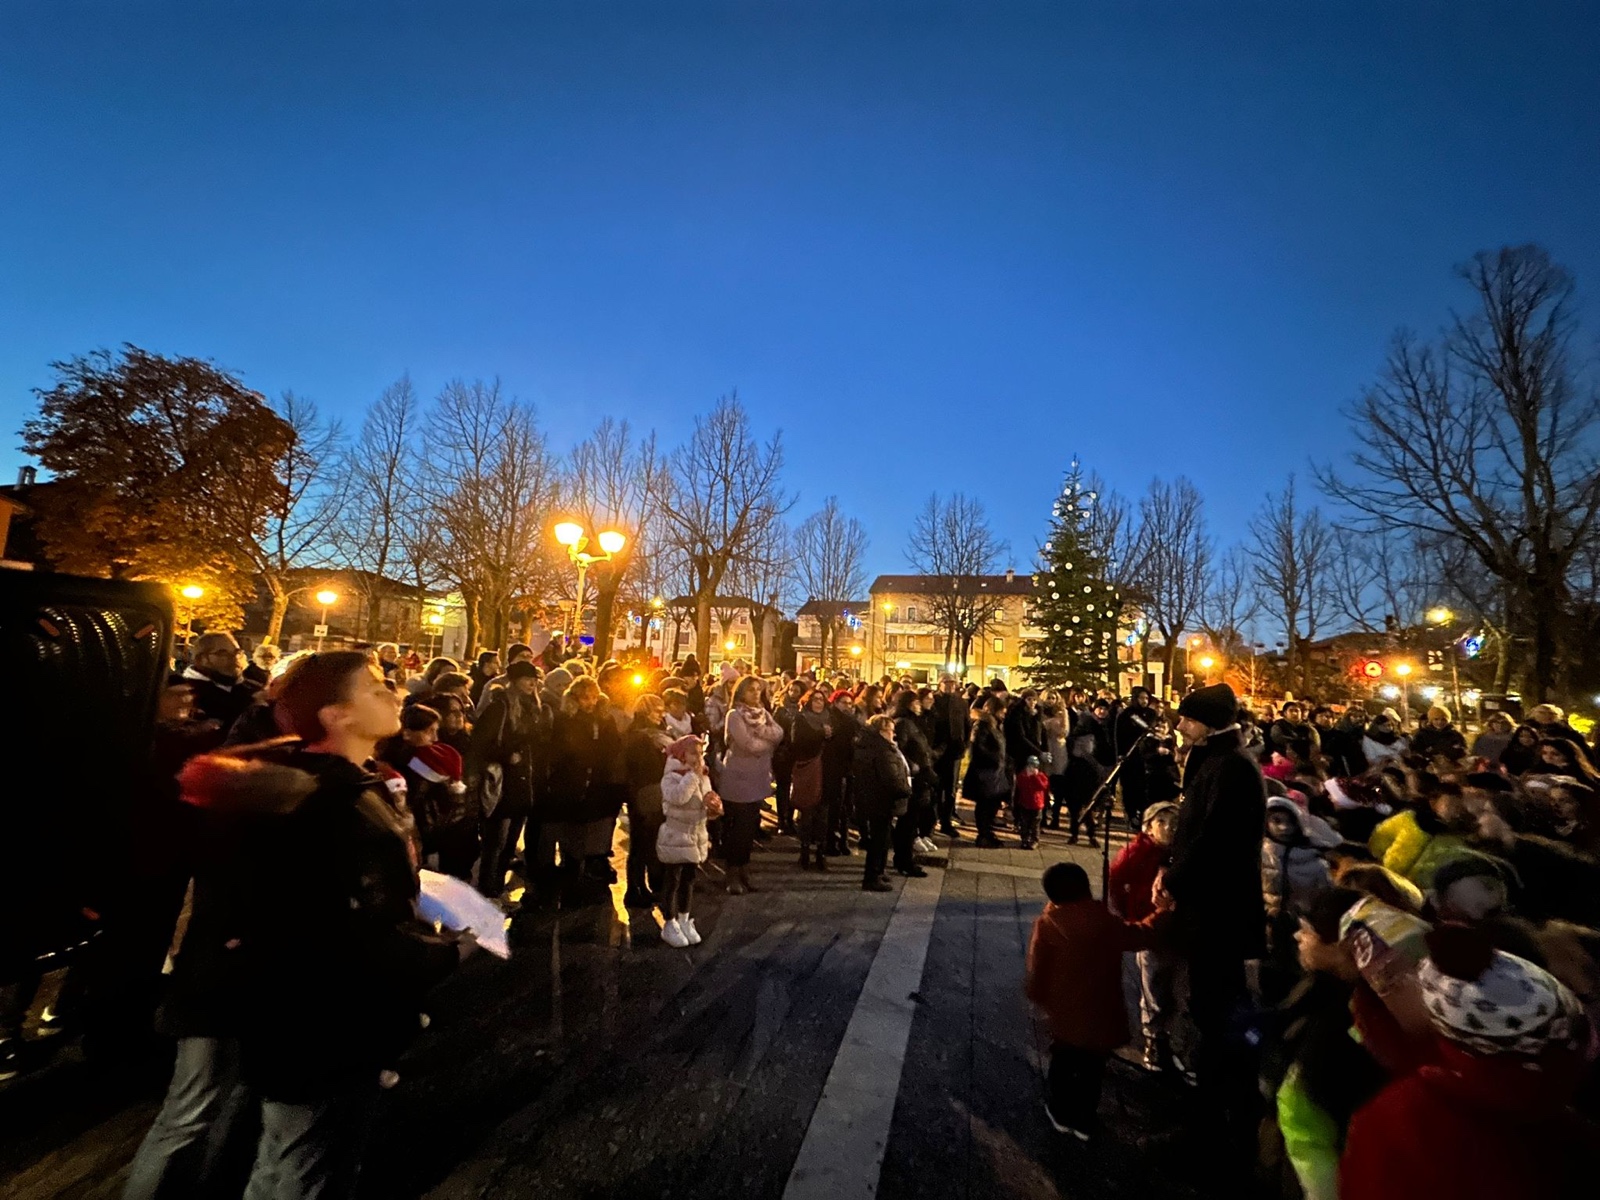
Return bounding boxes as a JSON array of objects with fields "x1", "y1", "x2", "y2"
[{"x1": 1368, "y1": 810, "x2": 1468, "y2": 890}]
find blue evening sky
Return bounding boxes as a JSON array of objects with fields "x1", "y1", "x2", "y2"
[{"x1": 2, "y1": 1, "x2": 1597, "y2": 581}]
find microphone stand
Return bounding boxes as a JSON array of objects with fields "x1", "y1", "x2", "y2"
[{"x1": 1087, "y1": 730, "x2": 1150, "y2": 905}]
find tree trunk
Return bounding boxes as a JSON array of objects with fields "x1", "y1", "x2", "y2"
[
  {"x1": 463, "y1": 593, "x2": 481, "y2": 661},
  {"x1": 264, "y1": 576, "x2": 290, "y2": 645},
  {"x1": 695, "y1": 593, "x2": 713, "y2": 668},
  {"x1": 1162, "y1": 636, "x2": 1178, "y2": 699},
  {"x1": 594, "y1": 584, "x2": 618, "y2": 661}
]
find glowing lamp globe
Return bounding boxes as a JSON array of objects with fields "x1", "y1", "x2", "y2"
[
  {"x1": 553, "y1": 522, "x2": 584, "y2": 547},
  {"x1": 180, "y1": 585, "x2": 204, "y2": 601},
  {"x1": 597, "y1": 529, "x2": 626, "y2": 555},
  {"x1": 315, "y1": 590, "x2": 339, "y2": 607}
]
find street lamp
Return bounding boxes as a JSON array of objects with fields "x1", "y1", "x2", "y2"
[
  {"x1": 1427, "y1": 606, "x2": 1462, "y2": 717},
  {"x1": 179, "y1": 584, "x2": 204, "y2": 649},
  {"x1": 1392, "y1": 661, "x2": 1413, "y2": 725},
  {"x1": 425, "y1": 611, "x2": 444, "y2": 658},
  {"x1": 850, "y1": 643, "x2": 863, "y2": 677},
  {"x1": 553, "y1": 522, "x2": 626, "y2": 644},
  {"x1": 880, "y1": 601, "x2": 894, "y2": 678},
  {"x1": 1198, "y1": 655, "x2": 1215, "y2": 683},
  {"x1": 315, "y1": 589, "x2": 339, "y2": 651},
  {"x1": 1183, "y1": 634, "x2": 1203, "y2": 696}
]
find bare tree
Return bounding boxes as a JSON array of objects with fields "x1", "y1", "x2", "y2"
[
  {"x1": 425, "y1": 380, "x2": 559, "y2": 656},
  {"x1": 1319, "y1": 245, "x2": 1600, "y2": 700},
  {"x1": 656, "y1": 394, "x2": 790, "y2": 666},
  {"x1": 565, "y1": 418, "x2": 661, "y2": 659},
  {"x1": 223, "y1": 392, "x2": 348, "y2": 644},
  {"x1": 340, "y1": 376, "x2": 423, "y2": 641},
  {"x1": 1199, "y1": 545, "x2": 1258, "y2": 655},
  {"x1": 905, "y1": 492, "x2": 1010, "y2": 669},
  {"x1": 1247, "y1": 475, "x2": 1333, "y2": 695},
  {"x1": 1128, "y1": 477, "x2": 1212, "y2": 689},
  {"x1": 728, "y1": 519, "x2": 795, "y2": 671},
  {"x1": 793, "y1": 496, "x2": 869, "y2": 667},
  {"x1": 1326, "y1": 525, "x2": 1430, "y2": 637}
]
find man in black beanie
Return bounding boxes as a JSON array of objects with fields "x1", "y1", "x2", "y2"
[{"x1": 1162, "y1": 682, "x2": 1266, "y2": 1179}]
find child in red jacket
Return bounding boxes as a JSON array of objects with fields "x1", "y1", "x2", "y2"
[
  {"x1": 1340, "y1": 925, "x2": 1591, "y2": 1200},
  {"x1": 1014, "y1": 756, "x2": 1050, "y2": 849},
  {"x1": 1025, "y1": 862, "x2": 1167, "y2": 1140},
  {"x1": 1108, "y1": 801, "x2": 1183, "y2": 1072}
]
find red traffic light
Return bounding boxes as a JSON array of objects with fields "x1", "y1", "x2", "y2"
[{"x1": 1362, "y1": 659, "x2": 1384, "y2": 679}]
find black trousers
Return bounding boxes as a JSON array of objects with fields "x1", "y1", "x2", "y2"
[
  {"x1": 774, "y1": 758, "x2": 795, "y2": 831},
  {"x1": 722, "y1": 802, "x2": 761, "y2": 868},
  {"x1": 1186, "y1": 951, "x2": 1259, "y2": 1171},
  {"x1": 1046, "y1": 773, "x2": 1068, "y2": 827},
  {"x1": 934, "y1": 749, "x2": 961, "y2": 829},
  {"x1": 861, "y1": 809, "x2": 892, "y2": 882},
  {"x1": 1046, "y1": 1043, "x2": 1107, "y2": 1131},
  {"x1": 974, "y1": 794, "x2": 1003, "y2": 840},
  {"x1": 891, "y1": 810, "x2": 918, "y2": 870},
  {"x1": 660, "y1": 863, "x2": 696, "y2": 918}
]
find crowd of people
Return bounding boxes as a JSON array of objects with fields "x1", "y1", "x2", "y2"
[
  {"x1": 1029, "y1": 683, "x2": 1600, "y2": 1197},
  {"x1": 5, "y1": 622, "x2": 1599, "y2": 1198}
]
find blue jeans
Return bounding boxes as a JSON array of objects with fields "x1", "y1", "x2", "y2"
[
  {"x1": 123, "y1": 1037, "x2": 254, "y2": 1200},
  {"x1": 243, "y1": 1085, "x2": 381, "y2": 1200}
]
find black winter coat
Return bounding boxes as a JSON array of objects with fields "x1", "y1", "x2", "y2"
[
  {"x1": 1267, "y1": 718, "x2": 1320, "y2": 763},
  {"x1": 1115, "y1": 704, "x2": 1155, "y2": 758},
  {"x1": 1410, "y1": 724, "x2": 1468, "y2": 762},
  {"x1": 895, "y1": 713, "x2": 935, "y2": 799},
  {"x1": 468, "y1": 687, "x2": 545, "y2": 817},
  {"x1": 853, "y1": 729, "x2": 913, "y2": 819},
  {"x1": 1318, "y1": 720, "x2": 1368, "y2": 777},
  {"x1": 162, "y1": 748, "x2": 460, "y2": 1101},
  {"x1": 542, "y1": 705, "x2": 626, "y2": 823},
  {"x1": 962, "y1": 714, "x2": 1010, "y2": 800},
  {"x1": 1165, "y1": 728, "x2": 1267, "y2": 959},
  {"x1": 1004, "y1": 703, "x2": 1048, "y2": 770},
  {"x1": 929, "y1": 691, "x2": 972, "y2": 758}
]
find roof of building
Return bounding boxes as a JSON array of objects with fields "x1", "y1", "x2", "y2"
[
  {"x1": 795, "y1": 598, "x2": 869, "y2": 617},
  {"x1": 868, "y1": 573, "x2": 1032, "y2": 596}
]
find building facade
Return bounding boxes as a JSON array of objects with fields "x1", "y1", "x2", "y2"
[{"x1": 865, "y1": 572, "x2": 1039, "y2": 685}]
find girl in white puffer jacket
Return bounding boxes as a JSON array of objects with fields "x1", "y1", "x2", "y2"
[{"x1": 656, "y1": 736, "x2": 721, "y2": 948}]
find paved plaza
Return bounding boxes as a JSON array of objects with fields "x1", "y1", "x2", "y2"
[{"x1": 1, "y1": 815, "x2": 1208, "y2": 1200}]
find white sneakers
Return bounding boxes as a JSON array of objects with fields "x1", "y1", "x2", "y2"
[
  {"x1": 661, "y1": 915, "x2": 702, "y2": 948},
  {"x1": 913, "y1": 836, "x2": 937, "y2": 854}
]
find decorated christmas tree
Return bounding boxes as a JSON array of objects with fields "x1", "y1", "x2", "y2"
[{"x1": 1023, "y1": 460, "x2": 1121, "y2": 690}]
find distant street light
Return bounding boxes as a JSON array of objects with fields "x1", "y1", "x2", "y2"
[
  {"x1": 425, "y1": 611, "x2": 444, "y2": 657},
  {"x1": 1427, "y1": 606, "x2": 1454, "y2": 626},
  {"x1": 179, "y1": 584, "x2": 204, "y2": 648},
  {"x1": 1427, "y1": 606, "x2": 1463, "y2": 715},
  {"x1": 315, "y1": 589, "x2": 339, "y2": 650},
  {"x1": 553, "y1": 522, "x2": 626, "y2": 643}
]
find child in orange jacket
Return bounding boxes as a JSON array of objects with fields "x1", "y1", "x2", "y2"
[{"x1": 1025, "y1": 862, "x2": 1168, "y2": 1140}]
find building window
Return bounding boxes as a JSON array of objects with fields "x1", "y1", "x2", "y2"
[
  {"x1": 993, "y1": 637, "x2": 1004, "y2": 654},
  {"x1": 906, "y1": 605, "x2": 918, "y2": 622},
  {"x1": 887, "y1": 634, "x2": 899, "y2": 652},
  {"x1": 905, "y1": 635, "x2": 918, "y2": 652}
]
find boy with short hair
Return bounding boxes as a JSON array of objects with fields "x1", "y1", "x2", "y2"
[{"x1": 1025, "y1": 862, "x2": 1167, "y2": 1140}]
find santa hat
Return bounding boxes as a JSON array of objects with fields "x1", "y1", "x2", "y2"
[
  {"x1": 830, "y1": 689, "x2": 854, "y2": 704},
  {"x1": 665, "y1": 735, "x2": 702, "y2": 764},
  {"x1": 409, "y1": 743, "x2": 467, "y2": 793}
]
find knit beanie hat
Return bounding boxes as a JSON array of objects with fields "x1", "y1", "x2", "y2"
[
  {"x1": 409, "y1": 743, "x2": 467, "y2": 793},
  {"x1": 506, "y1": 660, "x2": 540, "y2": 682},
  {"x1": 1141, "y1": 801, "x2": 1179, "y2": 829},
  {"x1": 665, "y1": 734, "x2": 702, "y2": 764},
  {"x1": 1417, "y1": 925, "x2": 1585, "y2": 1057},
  {"x1": 1176, "y1": 683, "x2": 1236, "y2": 731}
]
